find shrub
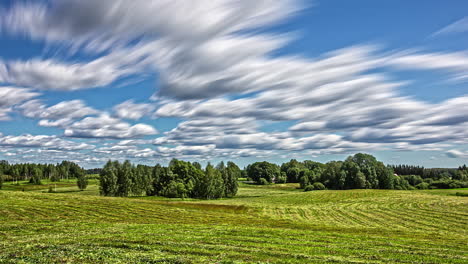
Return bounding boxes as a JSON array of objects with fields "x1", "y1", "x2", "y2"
[
  {"x1": 312, "y1": 182, "x2": 326, "y2": 190},
  {"x1": 259, "y1": 178, "x2": 269, "y2": 185},
  {"x1": 30, "y1": 175, "x2": 42, "y2": 185},
  {"x1": 304, "y1": 185, "x2": 315, "y2": 192},
  {"x1": 416, "y1": 182, "x2": 429, "y2": 190},
  {"x1": 77, "y1": 174, "x2": 88, "y2": 191},
  {"x1": 429, "y1": 179, "x2": 468, "y2": 189},
  {"x1": 161, "y1": 181, "x2": 189, "y2": 198},
  {"x1": 276, "y1": 175, "x2": 287, "y2": 184}
]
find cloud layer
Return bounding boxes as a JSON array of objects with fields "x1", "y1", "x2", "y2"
[{"x1": 0, "y1": 0, "x2": 467, "y2": 166}]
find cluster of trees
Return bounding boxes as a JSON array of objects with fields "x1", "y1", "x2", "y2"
[
  {"x1": 99, "y1": 159, "x2": 240, "y2": 199},
  {"x1": 389, "y1": 164, "x2": 467, "y2": 180},
  {"x1": 0, "y1": 160, "x2": 88, "y2": 190},
  {"x1": 86, "y1": 168, "x2": 102, "y2": 175},
  {"x1": 0, "y1": 160, "x2": 83, "y2": 182},
  {"x1": 389, "y1": 165, "x2": 425, "y2": 176},
  {"x1": 388, "y1": 164, "x2": 468, "y2": 190},
  {"x1": 246, "y1": 154, "x2": 468, "y2": 190}
]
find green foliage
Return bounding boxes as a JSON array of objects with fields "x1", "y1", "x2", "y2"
[
  {"x1": 299, "y1": 170, "x2": 317, "y2": 189},
  {"x1": 322, "y1": 161, "x2": 344, "y2": 189},
  {"x1": 455, "y1": 165, "x2": 468, "y2": 181},
  {"x1": 246, "y1": 161, "x2": 281, "y2": 184},
  {"x1": 304, "y1": 182, "x2": 326, "y2": 191},
  {"x1": 312, "y1": 182, "x2": 326, "y2": 190},
  {"x1": 281, "y1": 159, "x2": 324, "y2": 183},
  {"x1": 416, "y1": 182, "x2": 429, "y2": 190},
  {"x1": 390, "y1": 164, "x2": 466, "y2": 181},
  {"x1": 86, "y1": 174, "x2": 100, "y2": 180},
  {"x1": 429, "y1": 179, "x2": 468, "y2": 189},
  {"x1": 161, "y1": 180, "x2": 190, "y2": 198},
  {"x1": 29, "y1": 168, "x2": 43, "y2": 185},
  {"x1": 116, "y1": 160, "x2": 132, "y2": 197},
  {"x1": 99, "y1": 160, "x2": 118, "y2": 196},
  {"x1": 77, "y1": 172, "x2": 88, "y2": 191},
  {"x1": 0, "y1": 166, "x2": 3, "y2": 189},
  {"x1": 0, "y1": 160, "x2": 83, "y2": 183},
  {"x1": 293, "y1": 154, "x2": 398, "y2": 190},
  {"x1": 223, "y1": 162, "x2": 240, "y2": 197},
  {"x1": 192, "y1": 161, "x2": 202, "y2": 170},
  {"x1": 259, "y1": 178, "x2": 270, "y2": 185},
  {"x1": 276, "y1": 172, "x2": 287, "y2": 184},
  {"x1": 100, "y1": 159, "x2": 236, "y2": 199}
]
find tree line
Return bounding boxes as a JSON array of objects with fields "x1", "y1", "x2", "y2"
[
  {"x1": 246, "y1": 153, "x2": 468, "y2": 190},
  {"x1": 389, "y1": 164, "x2": 468, "y2": 180},
  {"x1": 0, "y1": 160, "x2": 88, "y2": 191},
  {"x1": 99, "y1": 159, "x2": 240, "y2": 199},
  {"x1": 1, "y1": 153, "x2": 466, "y2": 194}
]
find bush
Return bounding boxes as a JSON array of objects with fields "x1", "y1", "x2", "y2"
[
  {"x1": 276, "y1": 175, "x2": 287, "y2": 184},
  {"x1": 77, "y1": 174, "x2": 88, "y2": 191},
  {"x1": 259, "y1": 178, "x2": 270, "y2": 185},
  {"x1": 429, "y1": 179, "x2": 468, "y2": 189},
  {"x1": 304, "y1": 185, "x2": 315, "y2": 192},
  {"x1": 416, "y1": 182, "x2": 429, "y2": 190},
  {"x1": 312, "y1": 182, "x2": 326, "y2": 190},
  {"x1": 161, "y1": 181, "x2": 189, "y2": 198},
  {"x1": 29, "y1": 175, "x2": 42, "y2": 185}
]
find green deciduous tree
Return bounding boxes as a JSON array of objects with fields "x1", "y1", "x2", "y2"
[
  {"x1": 246, "y1": 161, "x2": 281, "y2": 184},
  {"x1": 29, "y1": 167, "x2": 42, "y2": 185},
  {"x1": 77, "y1": 171, "x2": 88, "y2": 191},
  {"x1": 100, "y1": 160, "x2": 118, "y2": 196}
]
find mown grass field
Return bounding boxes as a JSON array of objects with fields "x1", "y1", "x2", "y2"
[{"x1": 0, "y1": 180, "x2": 467, "y2": 263}]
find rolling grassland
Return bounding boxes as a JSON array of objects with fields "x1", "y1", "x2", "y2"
[{"x1": 0, "y1": 181, "x2": 467, "y2": 263}]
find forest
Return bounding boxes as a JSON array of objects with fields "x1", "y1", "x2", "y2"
[{"x1": 1, "y1": 153, "x2": 467, "y2": 199}]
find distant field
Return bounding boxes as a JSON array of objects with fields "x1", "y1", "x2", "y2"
[{"x1": 0, "y1": 180, "x2": 467, "y2": 263}]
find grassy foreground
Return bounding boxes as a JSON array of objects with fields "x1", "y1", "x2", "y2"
[{"x1": 0, "y1": 181, "x2": 467, "y2": 263}]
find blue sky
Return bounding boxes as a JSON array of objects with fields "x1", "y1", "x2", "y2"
[{"x1": 0, "y1": 0, "x2": 467, "y2": 168}]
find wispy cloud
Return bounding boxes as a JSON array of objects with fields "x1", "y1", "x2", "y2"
[
  {"x1": 446, "y1": 149, "x2": 468, "y2": 159},
  {"x1": 0, "y1": 0, "x2": 466, "y2": 166},
  {"x1": 432, "y1": 17, "x2": 468, "y2": 37}
]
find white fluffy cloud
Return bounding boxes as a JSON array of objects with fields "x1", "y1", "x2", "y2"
[
  {"x1": 0, "y1": 86, "x2": 40, "y2": 120},
  {"x1": 113, "y1": 100, "x2": 155, "y2": 120},
  {"x1": 64, "y1": 114, "x2": 158, "y2": 139},
  {"x1": 20, "y1": 99, "x2": 99, "y2": 126},
  {"x1": 0, "y1": 59, "x2": 121, "y2": 91},
  {"x1": 0, "y1": 134, "x2": 94, "y2": 150}
]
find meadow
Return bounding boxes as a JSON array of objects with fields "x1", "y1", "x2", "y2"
[{"x1": 0, "y1": 180, "x2": 467, "y2": 263}]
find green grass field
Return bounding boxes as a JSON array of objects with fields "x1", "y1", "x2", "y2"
[{"x1": 0, "y1": 180, "x2": 467, "y2": 263}]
